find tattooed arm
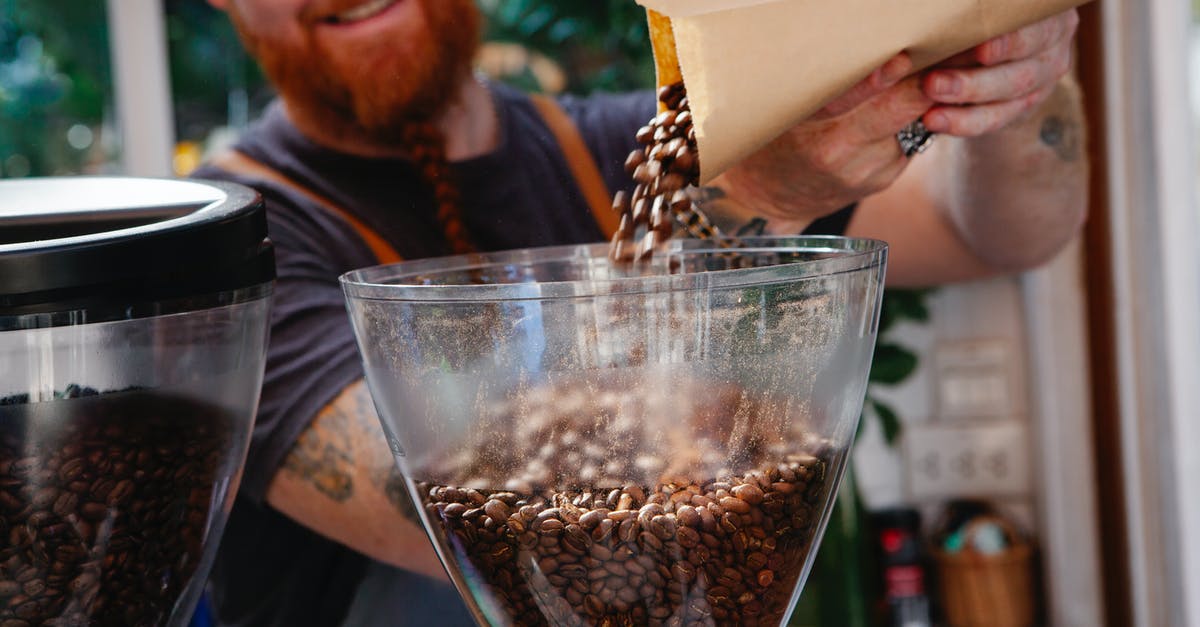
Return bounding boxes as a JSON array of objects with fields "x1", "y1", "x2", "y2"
[
  {"x1": 849, "y1": 12, "x2": 1087, "y2": 285},
  {"x1": 844, "y1": 73, "x2": 1088, "y2": 286},
  {"x1": 265, "y1": 379, "x2": 447, "y2": 579}
]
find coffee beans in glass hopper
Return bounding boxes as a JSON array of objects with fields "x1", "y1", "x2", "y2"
[
  {"x1": 0, "y1": 386, "x2": 234, "y2": 626},
  {"x1": 610, "y1": 82, "x2": 726, "y2": 263},
  {"x1": 417, "y1": 383, "x2": 837, "y2": 626}
]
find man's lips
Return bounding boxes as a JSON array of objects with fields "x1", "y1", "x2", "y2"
[{"x1": 318, "y1": 0, "x2": 401, "y2": 24}]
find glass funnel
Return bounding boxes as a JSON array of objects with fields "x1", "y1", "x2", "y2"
[{"x1": 342, "y1": 236, "x2": 886, "y2": 627}]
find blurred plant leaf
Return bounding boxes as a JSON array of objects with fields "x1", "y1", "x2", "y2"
[
  {"x1": 878, "y1": 288, "x2": 932, "y2": 334},
  {"x1": 480, "y1": 0, "x2": 654, "y2": 94},
  {"x1": 871, "y1": 399, "x2": 902, "y2": 446},
  {"x1": 868, "y1": 342, "x2": 918, "y2": 385}
]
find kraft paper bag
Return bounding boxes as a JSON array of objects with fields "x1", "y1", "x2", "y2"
[{"x1": 636, "y1": 0, "x2": 1091, "y2": 182}]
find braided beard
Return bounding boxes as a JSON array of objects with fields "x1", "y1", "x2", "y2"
[{"x1": 403, "y1": 121, "x2": 473, "y2": 254}]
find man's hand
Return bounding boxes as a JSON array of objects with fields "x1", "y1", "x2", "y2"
[
  {"x1": 921, "y1": 9, "x2": 1080, "y2": 137},
  {"x1": 851, "y1": 8, "x2": 1085, "y2": 283},
  {"x1": 704, "y1": 54, "x2": 934, "y2": 233}
]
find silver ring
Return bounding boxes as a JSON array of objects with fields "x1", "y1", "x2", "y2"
[{"x1": 897, "y1": 120, "x2": 935, "y2": 157}]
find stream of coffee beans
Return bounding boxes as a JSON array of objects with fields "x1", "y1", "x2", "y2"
[
  {"x1": 0, "y1": 386, "x2": 234, "y2": 626},
  {"x1": 610, "y1": 82, "x2": 730, "y2": 264},
  {"x1": 415, "y1": 382, "x2": 837, "y2": 627}
]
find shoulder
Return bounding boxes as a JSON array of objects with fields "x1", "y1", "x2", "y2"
[
  {"x1": 191, "y1": 163, "x2": 373, "y2": 276},
  {"x1": 555, "y1": 90, "x2": 658, "y2": 135}
]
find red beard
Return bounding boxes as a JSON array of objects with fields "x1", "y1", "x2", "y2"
[{"x1": 231, "y1": 0, "x2": 481, "y2": 143}]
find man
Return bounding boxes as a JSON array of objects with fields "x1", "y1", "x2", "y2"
[{"x1": 195, "y1": 0, "x2": 1085, "y2": 624}]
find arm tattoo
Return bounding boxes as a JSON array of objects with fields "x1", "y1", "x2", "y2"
[
  {"x1": 689, "y1": 186, "x2": 770, "y2": 237},
  {"x1": 736, "y1": 217, "x2": 769, "y2": 237},
  {"x1": 1039, "y1": 115, "x2": 1082, "y2": 162},
  {"x1": 688, "y1": 185, "x2": 727, "y2": 204},
  {"x1": 341, "y1": 382, "x2": 423, "y2": 522},
  {"x1": 282, "y1": 402, "x2": 356, "y2": 502},
  {"x1": 281, "y1": 381, "x2": 422, "y2": 523},
  {"x1": 373, "y1": 465, "x2": 422, "y2": 523}
]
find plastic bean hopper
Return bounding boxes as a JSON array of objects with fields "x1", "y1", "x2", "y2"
[
  {"x1": 343, "y1": 237, "x2": 885, "y2": 626},
  {"x1": 0, "y1": 177, "x2": 274, "y2": 626}
]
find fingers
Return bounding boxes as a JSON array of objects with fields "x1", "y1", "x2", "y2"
[
  {"x1": 917, "y1": 9, "x2": 1078, "y2": 137},
  {"x1": 841, "y1": 134, "x2": 913, "y2": 194},
  {"x1": 844, "y1": 76, "x2": 934, "y2": 142},
  {"x1": 974, "y1": 9, "x2": 1080, "y2": 66},
  {"x1": 923, "y1": 39, "x2": 1072, "y2": 105},
  {"x1": 923, "y1": 81, "x2": 1056, "y2": 136},
  {"x1": 819, "y1": 53, "x2": 913, "y2": 118}
]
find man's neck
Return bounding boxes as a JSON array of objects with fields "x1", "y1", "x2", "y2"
[{"x1": 282, "y1": 75, "x2": 499, "y2": 161}]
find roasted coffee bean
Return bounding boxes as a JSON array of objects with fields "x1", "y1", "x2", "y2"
[
  {"x1": 624, "y1": 150, "x2": 647, "y2": 174},
  {"x1": 676, "y1": 504, "x2": 701, "y2": 528},
  {"x1": 0, "y1": 388, "x2": 233, "y2": 625},
  {"x1": 577, "y1": 508, "x2": 609, "y2": 530},
  {"x1": 677, "y1": 525, "x2": 701, "y2": 549},
  {"x1": 483, "y1": 499, "x2": 510, "y2": 522},
  {"x1": 732, "y1": 483, "x2": 765, "y2": 505},
  {"x1": 635, "y1": 125, "x2": 655, "y2": 145}
]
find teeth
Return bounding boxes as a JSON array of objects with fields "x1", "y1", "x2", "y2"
[{"x1": 332, "y1": 0, "x2": 396, "y2": 23}]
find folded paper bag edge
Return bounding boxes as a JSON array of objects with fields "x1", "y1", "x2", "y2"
[{"x1": 636, "y1": 0, "x2": 785, "y2": 19}]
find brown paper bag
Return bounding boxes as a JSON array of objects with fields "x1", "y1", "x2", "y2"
[{"x1": 636, "y1": 0, "x2": 1091, "y2": 182}]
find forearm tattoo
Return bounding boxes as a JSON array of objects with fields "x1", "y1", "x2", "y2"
[
  {"x1": 282, "y1": 382, "x2": 421, "y2": 522},
  {"x1": 686, "y1": 185, "x2": 769, "y2": 238},
  {"x1": 688, "y1": 185, "x2": 727, "y2": 204},
  {"x1": 1039, "y1": 115, "x2": 1082, "y2": 162},
  {"x1": 282, "y1": 401, "x2": 356, "y2": 502},
  {"x1": 373, "y1": 464, "x2": 422, "y2": 523}
]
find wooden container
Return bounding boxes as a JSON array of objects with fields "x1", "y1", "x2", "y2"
[{"x1": 934, "y1": 516, "x2": 1035, "y2": 627}]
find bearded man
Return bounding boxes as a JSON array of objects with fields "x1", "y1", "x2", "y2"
[{"x1": 195, "y1": 0, "x2": 1086, "y2": 624}]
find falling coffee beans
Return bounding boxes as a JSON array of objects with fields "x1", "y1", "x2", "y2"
[
  {"x1": 414, "y1": 381, "x2": 838, "y2": 626},
  {"x1": 611, "y1": 81, "x2": 732, "y2": 264},
  {"x1": 0, "y1": 386, "x2": 235, "y2": 626}
]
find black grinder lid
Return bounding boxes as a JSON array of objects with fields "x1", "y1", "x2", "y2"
[{"x1": 0, "y1": 177, "x2": 275, "y2": 317}]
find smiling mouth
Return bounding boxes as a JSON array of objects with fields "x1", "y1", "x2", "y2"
[{"x1": 322, "y1": 0, "x2": 400, "y2": 24}]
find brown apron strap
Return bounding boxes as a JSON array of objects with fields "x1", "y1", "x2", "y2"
[
  {"x1": 209, "y1": 149, "x2": 404, "y2": 265},
  {"x1": 529, "y1": 94, "x2": 621, "y2": 240}
]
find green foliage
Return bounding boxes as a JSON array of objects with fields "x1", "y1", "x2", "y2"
[
  {"x1": 164, "y1": 0, "x2": 268, "y2": 142},
  {"x1": 1, "y1": 0, "x2": 112, "y2": 176},
  {"x1": 860, "y1": 288, "x2": 934, "y2": 446},
  {"x1": 879, "y1": 287, "x2": 932, "y2": 332},
  {"x1": 479, "y1": 0, "x2": 655, "y2": 94},
  {"x1": 868, "y1": 343, "x2": 919, "y2": 386},
  {"x1": 869, "y1": 399, "x2": 902, "y2": 447}
]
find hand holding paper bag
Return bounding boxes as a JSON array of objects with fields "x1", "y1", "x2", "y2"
[
  {"x1": 705, "y1": 9, "x2": 1082, "y2": 230},
  {"x1": 636, "y1": 0, "x2": 1091, "y2": 182},
  {"x1": 921, "y1": 9, "x2": 1081, "y2": 136}
]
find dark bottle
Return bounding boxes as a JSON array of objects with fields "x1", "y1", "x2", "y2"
[{"x1": 873, "y1": 508, "x2": 933, "y2": 627}]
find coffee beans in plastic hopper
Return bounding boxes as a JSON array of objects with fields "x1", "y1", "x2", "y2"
[
  {"x1": 417, "y1": 382, "x2": 837, "y2": 626},
  {"x1": 0, "y1": 386, "x2": 235, "y2": 626}
]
